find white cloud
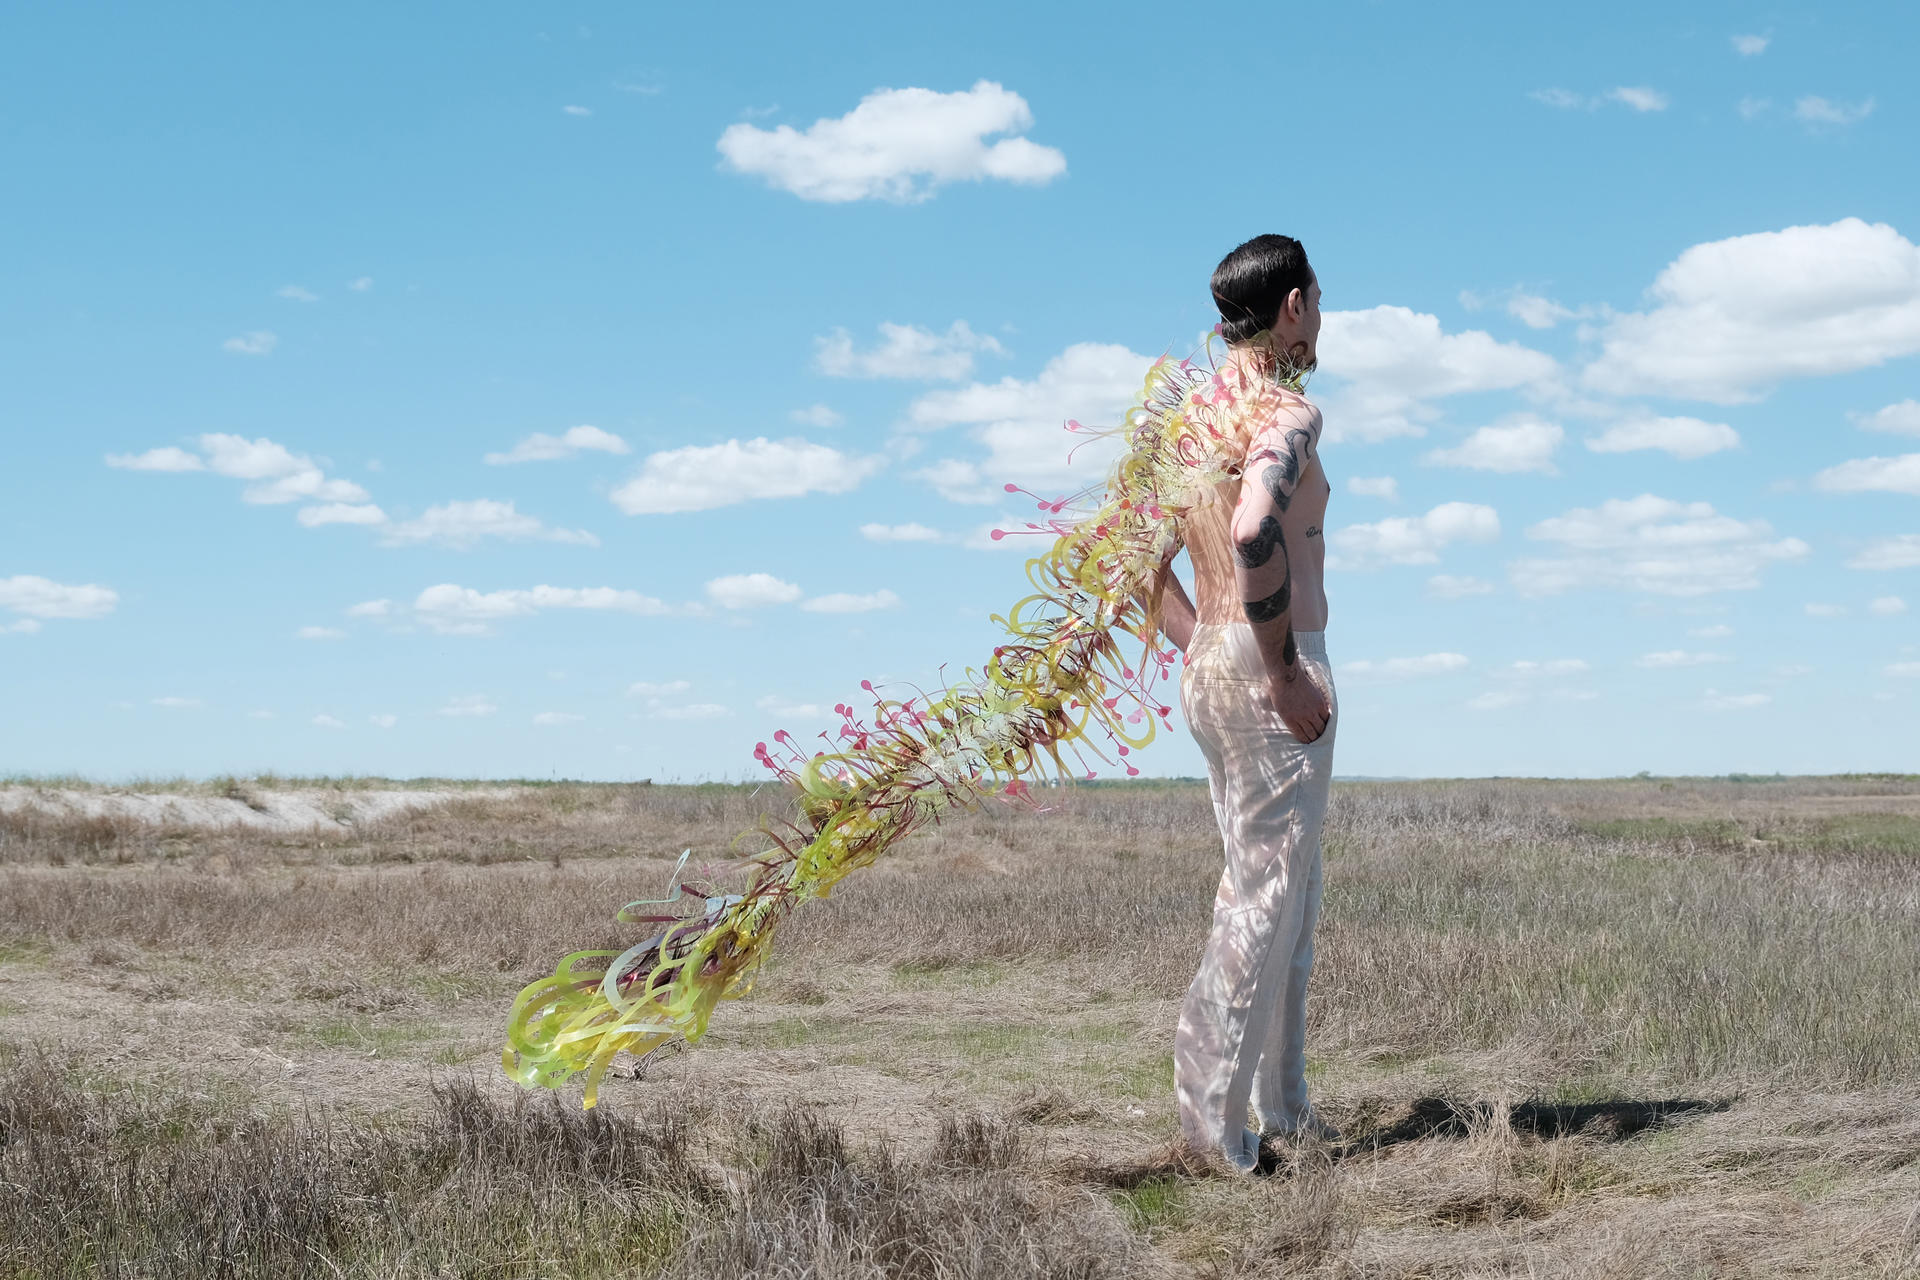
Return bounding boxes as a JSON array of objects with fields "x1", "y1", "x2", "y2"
[
  {"x1": 716, "y1": 79, "x2": 1065, "y2": 203},
  {"x1": 345, "y1": 599, "x2": 391, "y2": 618},
  {"x1": 1330, "y1": 502, "x2": 1501, "y2": 569},
  {"x1": 1636, "y1": 650, "x2": 1731, "y2": 669},
  {"x1": 1888, "y1": 663, "x2": 1920, "y2": 679},
  {"x1": 861, "y1": 521, "x2": 945, "y2": 543},
  {"x1": 1427, "y1": 574, "x2": 1494, "y2": 599},
  {"x1": 1869, "y1": 596, "x2": 1908, "y2": 616},
  {"x1": 297, "y1": 502, "x2": 388, "y2": 527},
  {"x1": 1511, "y1": 495, "x2": 1809, "y2": 596},
  {"x1": 369, "y1": 713, "x2": 398, "y2": 728},
  {"x1": 627, "y1": 680, "x2": 690, "y2": 697},
  {"x1": 1583, "y1": 219, "x2": 1920, "y2": 402},
  {"x1": 222, "y1": 331, "x2": 278, "y2": 356},
  {"x1": 1813, "y1": 453, "x2": 1920, "y2": 497},
  {"x1": 277, "y1": 285, "x2": 318, "y2": 302},
  {"x1": 483, "y1": 425, "x2": 630, "y2": 464},
  {"x1": 801, "y1": 589, "x2": 901, "y2": 613},
  {"x1": 790, "y1": 404, "x2": 843, "y2": 427},
  {"x1": 152, "y1": 696, "x2": 201, "y2": 709},
  {"x1": 380, "y1": 499, "x2": 598, "y2": 548},
  {"x1": 1737, "y1": 96, "x2": 1771, "y2": 121},
  {"x1": 106, "y1": 446, "x2": 204, "y2": 472},
  {"x1": 1732, "y1": 33, "x2": 1770, "y2": 56},
  {"x1": 196, "y1": 433, "x2": 370, "y2": 506},
  {"x1": 1507, "y1": 658, "x2": 1590, "y2": 677},
  {"x1": 563, "y1": 104, "x2": 592, "y2": 117},
  {"x1": 651, "y1": 702, "x2": 731, "y2": 721},
  {"x1": 1423, "y1": 417, "x2": 1563, "y2": 473},
  {"x1": 298, "y1": 625, "x2": 346, "y2": 640},
  {"x1": 1341, "y1": 653, "x2": 1470, "y2": 680},
  {"x1": 1690, "y1": 624, "x2": 1735, "y2": 638},
  {"x1": 413, "y1": 584, "x2": 679, "y2": 634},
  {"x1": 1856, "y1": 400, "x2": 1920, "y2": 437},
  {"x1": 1704, "y1": 690, "x2": 1771, "y2": 710},
  {"x1": 906, "y1": 342, "x2": 1155, "y2": 501},
  {"x1": 1795, "y1": 96, "x2": 1873, "y2": 126},
  {"x1": 348, "y1": 277, "x2": 373, "y2": 292},
  {"x1": 815, "y1": 321, "x2": 1004, "y2": 380},
  {"x1": 533, "y1": 711, "x2": 585, "y2": 725},
  {"x1": 1467, "y1": 691, "x2": 1525, "y2": 711},
  {"x1": 1507, "y1": 292, "x2": 1580, "y2": 329},
  {"x1": 1585, "y1": 415, "x2": 1740, "y2": 459},
  {"x1": 1347, "y1": 476, "x2": 1399, "y2": 501},
  {"x1": 1804, "y1": 603, "x2": 1848, "y2": 617},
  {"x1": 1529, "y1": 86, "x2": 1668, "y2": 112},
  {"x1": 706, "y1": 573, "x2": 803, "y2": 609},
  {"x1": 1849, "y1": 536, "x2": 1920, "y2": 570},
  {"x1": 1, "y1": 619, "x2": 42, "y2": 635},
  {"x1": 757, "y1": 695, "x2": 825, "y2": 719},
  {"x1": 610, "y1": 437, "x2": 884, "y2": 515},
  {"x1": 311, "y1": 713, "x2": 346, "y2": 729},
  {"x1": 1315, "y1": 306, "x2": 1558, "y2": 442},
  {"x1": 246, "y1": 709, "x2": 274, "y2": 719},
  {"x1": 0, "y1": 575, "x2": 118, "y2": 621},
  {"x1": 437, "y1": 694, "x2": 498, "y2": 718}
]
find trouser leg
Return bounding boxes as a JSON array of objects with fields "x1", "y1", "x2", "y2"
[{"x1": 1255, "y1": 841, "x2": 1324, "y2": 1131}]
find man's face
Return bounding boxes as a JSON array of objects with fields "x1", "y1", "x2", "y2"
[
  {"x1": 1276, "y1": 273, "x2": 1322, "y2": 369},
  {"x1": 1298, "y1": 275, "x2": 1323, "y2": 367}
]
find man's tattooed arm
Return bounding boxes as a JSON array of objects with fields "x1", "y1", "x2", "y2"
[{"x1": 1231, "y1": 413, "x2": 1319, "y2": 685}]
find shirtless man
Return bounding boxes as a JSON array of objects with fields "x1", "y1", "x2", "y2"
[{"x1": 1151, "y1": 234, "x2": 1335, "y2": 1172}]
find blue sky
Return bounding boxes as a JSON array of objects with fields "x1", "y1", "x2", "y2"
[{"x1": 3, "y1": 1, "x2": 1916, "y2": 781}]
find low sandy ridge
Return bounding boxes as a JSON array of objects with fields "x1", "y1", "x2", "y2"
[{"x1": 0, "y1": 784, "x2": 501, "y2": 833}]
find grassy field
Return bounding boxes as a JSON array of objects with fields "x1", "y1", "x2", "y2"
[{"x1": 2, "y1": 775, "x2": 1917, "y2": 1277}]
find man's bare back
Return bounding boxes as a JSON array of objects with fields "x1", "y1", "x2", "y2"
[{"x1": 1184, "y1": 405, "x2": 1330, "y2": 632}]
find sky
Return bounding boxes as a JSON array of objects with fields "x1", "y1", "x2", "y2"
[{"x1": 3, "y1": 1, "x2": 1916, "y2": 782}]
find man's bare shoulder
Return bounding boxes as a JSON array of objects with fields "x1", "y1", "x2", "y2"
[{"x1": 1243, "y1": 393, "x2": 1323, "y2": 462}]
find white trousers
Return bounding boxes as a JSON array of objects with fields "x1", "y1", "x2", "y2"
[{"x1": 1175, "y1": 624, "x2": 1336, "y2": 1166}]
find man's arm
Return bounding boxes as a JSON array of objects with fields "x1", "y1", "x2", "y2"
[{"x1": 1230, "y1": 402, "x2": 1331, "y2": 742}]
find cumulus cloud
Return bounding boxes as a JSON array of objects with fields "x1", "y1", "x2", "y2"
[
  {"x1": 297, "y1": 502, "x2": 388, "y2": 527},
  {"x1": 348, "y1": 277, "x2": 373, "y2": 292},
  {"x1": 1813, "y1": 453, "x2": 1920, "y2": 497},
  {"x1": 0, "y1": 575, "x2": 118, "y2": 620},
  {"x1": 345, "y1": 599, "x2": 391, "y2": 618},
  {"x1": 706, "y1": 573, "x2": 803, "y2": 609},
  {"x1": 906, "y1": 342, "x2": 1155, "y2": 501},
  {"x1": 277, "y1": 285, "x2": 318, "y2": 302},
  {"x1": 1732, "y1": 33, "x2": 1769, "y2": 56},
  {"x1": 1468, "y1": 691, "x2": 1524, "y2": 711},
  {"x1": 1506, "y1": 658, "x2": 1591, "y2": 677},
  {"x1": 627, "y1": 680, "x2": 691, "y2": 697},
  {"x1": 790, "y1": 404, "x2": 843, "y2": 427},
  {"x1": 1329, "y1": 502, "x2": 1501, "y2": 569},
  {"x1": 1427, "y1": 574, "x2": 1494, "y2": 599},
  {"x1": 380, "y1": 499, "x2": 598, "y2": 548},
  {"x1": 413, "y1": 583, "x2": 680, "y2": 634},
  {"x1": 370, "y1": 714, "x2": 398, "y2": 728},
  {"x1": 563, "y1": 104, "x2": 592, "y2": 117},
  {"x1": 716, "y1": 80, "x2": 1065, "y2": 203},
  {"x1": 1805, "y1": 602, "x2": 1848, "y2": 617},
  {"x1": 1849, "y1": 535, "x2": 1920, "y2": 570},
  {"x1": 1347, "y1": 476, "x2": 1399, "y2": 501},
  {"x1": 1341, "y1": 653, "x2": 1470, "y2": 680},
  {"x1": 801, "y1": 589, "x2": 901, "y2": 613},
  {"x1": 298, "y1": 625, "x2": 346, "y2": 640},
  {"x1": 152, "y1": 696, "x2": 201, "y2": 709},
  {"x1": 312, "y1": 713, "x2": 346, "y2": 729},
  {"x1": 533, "y1": 711, "x2": 584, "y2": 725},
  {"x1": 861, "y1": 522, "x2": 945, "y2": 543},
  {"x1": 610, "y1": 437, "x2": 883, "y2": 515},
  {"x1": 1585, "y1": 415, "x2": 1741, "y2": 459},
  {"x1": 1314, "y1": 306, "x2": 1558, "y2": 442},
  {"x1": 1510, "y1": 495, "x2": 1809, "y2": 596},
  {"x1": 1704, "y1": 690, "x2": 1771, "y2": 711},
  {"x1": 106, "y1": 447, "x2": 204, "y2": 472},
  {"x1": 1529, "y1": 86, "x2": 1668, "y2": 112},
  {"x1": 815, "y1": 321, "x2": 1004, "y2": 380},
  {"x1": 757, "y1": 695, "x2": 825, "y2": 719},
  {"x1": 222, "y1": 331, "x2": 278, "y2": 356},
  {"x1": 194, "y1": 433, "x2": 371, "y2": 506},
  {"x1": 1636, "y1": 649, "x2": 1730, "y2": 668},
  {"x1": 1856, "y1": 400, "x2": 1920, "y2": 436},
  {"x1": 1507, "y1": 292, "x2": 1582, "y2": 329},
  {"x1": 1795, "y1": 96, "x2": 1873, "y2": 126},
  {"x1": 437, "y1": 694, "x2": 497, "y2": 718},
  {"x1": 1869, "y1": 596, "x2": 1908, "y2": 616},
  {"x1": 484, "y1": 425, "x2": 631, "y2": 465},
  {"x1": 1889, "y1": 662, "x2": 1920, "y2": 679},
  {"x1": 1583, "y1": 219, "x2": 1920, "y2": 402},
  {"x1": 1423, "y1": 417, "x2": 1563, "y2": 473}
]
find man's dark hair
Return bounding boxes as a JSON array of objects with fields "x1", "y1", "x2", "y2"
[{"x1": 1211, "y1": 235, "x2": 1313, "y2": 344}]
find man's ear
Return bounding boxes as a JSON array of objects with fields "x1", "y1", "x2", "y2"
[{"x1": 1285, "y1": 287, "x2": 1303, "y2": 321}]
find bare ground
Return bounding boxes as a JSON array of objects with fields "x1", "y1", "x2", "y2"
[{"x1": 2, "y1": 775, "x2": 1917, "y2": 1277}]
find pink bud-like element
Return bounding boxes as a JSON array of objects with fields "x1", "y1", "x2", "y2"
[
  {"x1": 1004, "y1": 483, "x2": 1019, "y2": 492},
  {"x1": 861, "y1": 680, "x2": 874, "y2": 691},
  {"x1": 990, "y1": 529, "x2": 1006, "y2": 540},
  {"x1": 1117, "y1": 745, "x2": 1130, "y2": 756}
]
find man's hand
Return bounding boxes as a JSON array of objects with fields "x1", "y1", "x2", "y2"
[{"x1": 1270, "y1": 667, "x2": 1331, "y2": 743}]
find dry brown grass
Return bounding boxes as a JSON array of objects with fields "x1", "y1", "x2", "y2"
[{"x1": 2, "y1": 776, "x2": 1918, "y2": 1277}]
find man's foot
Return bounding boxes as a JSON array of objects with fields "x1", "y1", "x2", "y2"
[{"x1": 1263, "y1": 1108, "x2": 1341, "y2": 1144}]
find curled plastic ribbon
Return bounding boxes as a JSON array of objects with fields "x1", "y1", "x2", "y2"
[{"x1": 503, "y1": 334, "x2": 1312, "y2": 1105}]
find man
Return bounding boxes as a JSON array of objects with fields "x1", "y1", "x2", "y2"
[{"x1": 1151, "y1": 234, "x2": 1336, "y2": 1173}]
